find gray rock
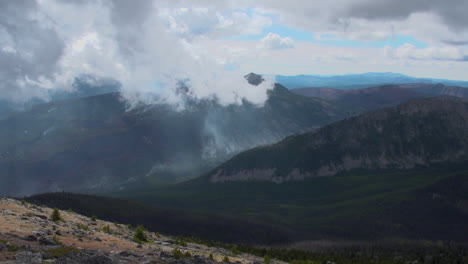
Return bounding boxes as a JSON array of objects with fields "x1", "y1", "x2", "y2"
[
  {"x1": 160, "y1": 251, "x2": 173, "y2": 259},
  {"x1": 34, "y1": 231, "x2": 46, "y2": 238},
  {"x1": 119, "y1": 250, "x2": 144, "y2": 258},
  {"x1": 24, "y1": 235, "x2": 37, "y2": 241},
  {"x1": 55, "y1": 252, "x2": 115, "y2": 264},
  {"x1": 35, "y1": 214, "x2": 47, "y2": 220},
  {"x1": 14, "y1": 251, "x2": 43, "y2": 264},
  {"x1": 38, "y1": 237, "x2": 57, "y2": 246},
  {"x1": 41, "y1": 251, "x2": 54, "y2": 260},
  {"x1": 20, "y1": 244, "x2": 33, "y2": 251},
  {"x1": 193, "y1": 255, "x2": 211, "y2": 264},
  {"x1": 0, "y1": 242, "x2": 7, "y2": 252}
]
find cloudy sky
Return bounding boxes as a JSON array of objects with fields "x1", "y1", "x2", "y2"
[{"x1": 1, "y1": 0, "x2": 468, "y2": 104}]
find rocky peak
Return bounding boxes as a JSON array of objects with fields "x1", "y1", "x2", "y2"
[{"x1": 244, "y1": 73, "x2": 264, "y2": 86}]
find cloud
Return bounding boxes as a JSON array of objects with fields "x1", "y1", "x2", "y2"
[
  {"x1": 2, "y1": 0, "x2": 468, "y2": 104},
  {"x1": 158, "y1": 7, "x2": 272, "y2": 39},
  {"x1": 0, "y1": 0, "x2": 275, "y2": 106},
  {"x1": 0, "y1": 0, "x2": 64, "y2": 102},
  {"x1": 261, "y1": 33, "x2": 295, "y2": 49},
  {"x1": 385, "y1": 43, "x2": 468, "y2": 61},
  {"x1": 250, "y1": 0, "x2": 468, "y2": 45}
]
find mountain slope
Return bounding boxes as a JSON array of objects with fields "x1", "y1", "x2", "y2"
[
  {"x1": 203, "y1": 97, "x2": 468, "y2": 183},
  {"x1": 113, "y1": 97, "x2": 468, "y2": 242},
  {"x1": 292, "y1": 83, "x2": 468, "y2": 110},
  {"x1": 0, "y1": 83, "x2": 360, "y2": 196},
  {"x1": 292, "y1": 85, "x2": 423, "y2": 110},
  {"x1": 0, "y1": 198, "x2": 287, "y2": 264}
]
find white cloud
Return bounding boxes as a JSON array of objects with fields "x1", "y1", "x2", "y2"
[
  {"x1": 0, "y1": 0, "x2": 275, "y2": 106},
  {"x1": 158, "y1": 7, "x2": 272, "y2": 39},
  {"x1": 261, "y1": 33, "x2": 295, "y2": 49},
  {"x1": 2, "y1": 0, "x2": 468, "y2": 106},
  {"x1": 385, "y1": 43, "x2": 468, "y2": 61}
]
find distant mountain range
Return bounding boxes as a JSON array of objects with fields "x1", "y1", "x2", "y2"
[
  {"x1": 276, "y1": 72, "x2": 468, "y2": 90},
  {"x1": 203, "y1": 97, "x2": 468, "y2": 183},
  {"x1": 292, "y1": 83, "x2": 468, "y2": 110},
  {"x1": 0, "y1": 82, "x2": 360, "y2": 196}
]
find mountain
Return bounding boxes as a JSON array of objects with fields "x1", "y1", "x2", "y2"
[
  {"x1": 244, "y1": 72, "x2": 264, "y2": 86},
  {"x1": 204, "y1": 97, "x2": 468, "y2": 183},
  {"x1": 0, "y1": 83, "x2": 360, "y2": 196},
  {"x1": 0, "y1": 198, "x2": 285, "y2": 264},
  {"x1": 5, "y1": 197, "x2": 466, "y2": 264},
  {"x1": 23, "y1": 193, "x2": 292, "y2": 244},
  {"x1": 114, "y1": 97, "x2": 468, "y2": 242},
  {"x1": 399, "y1": 83, "x2": 468, "y2": 98},
  {"x1": 292, "y1": 83, "x2": 468, "y2": 110},
  {"x1": 0, "y1": 77, "x2": 120, "y2": 118},
  {"x1": 276, "y1": 72, "x2": 468, "y2": 90}
]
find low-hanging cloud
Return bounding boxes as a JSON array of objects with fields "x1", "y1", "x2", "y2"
[{"x1": 0, "y1": 0, "x2": 275, "y2": 107}]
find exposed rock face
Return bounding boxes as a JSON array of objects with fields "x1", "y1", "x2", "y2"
[
  {"x1": 244, "y1": 73, "x2": 264, "y2": 86},
  {"x1": 208, "y1": 97, "x2": 468, "y2": 183}
]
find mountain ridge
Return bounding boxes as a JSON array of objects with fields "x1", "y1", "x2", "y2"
[
  {"x1": 276, "y1": 72, "x2": 468, "y2": 89},
  {"x1": 292, "y1": 83, "x2": 468, "y2": 110},
  {"x1": 203, "y1": 97, "x2": 468, "y2": 183},
  {"x1": 0, "y1": 83, "x2": 360, "y2": 196}
]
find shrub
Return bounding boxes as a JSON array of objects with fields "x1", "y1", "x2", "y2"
[
  {"x1": 264, "y1": 255, "x2": 272, "y2": 264},
  {"x1": 102, "y1": 225, "x2": 111, "y2": 234},
  {"x1": 133, "y1": 225, "x2": 148, "y2": 244},
  {"x1": 91, "y1": 215, "x2": 97, "y2": 221},
  {"x1": 52, "y1": 235, "x2": 62, "y2": 245},
  {"x1": 77, "y1": 224, "x2": 89, "y2": 231},
  {"x1": 45, "y1": 247, "x2": 79, "y2": 258},
  {"x1": 172, "y1": 248, "x2": 184, "y2": 259},
  {"x1": 174, "y1": 236, "x2": 188, "y2": 247},
  {"x1": 223, "y1": 256, "x2": 231, "y2": 263},
  {"x1": 209, "y1": 253, "x2": 214, "y2": 260},
  {"x1": 50, "y1": 208, "x2": 63, "y2": 222}
]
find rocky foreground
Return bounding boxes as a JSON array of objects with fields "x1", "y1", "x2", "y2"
[{"x1": 0, "y1": 198, "x2": 282, "y2": 264}]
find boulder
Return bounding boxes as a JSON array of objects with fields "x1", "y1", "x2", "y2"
[
  {"x1": 119, "y1": 250, "x2": 144, "y2": 258},
  {"x1": 24, "y1": 234, "x2": 38, "y2": 241},
  {"x1": 38, "y1": 236, "x2": 57, "y2": 246},
  {"x1": 14, "y1": 251, "x2": 43, "y2": 264},
  {"x1": 55, "y1": 252, "x2": 115, "y2": 264},
  {"x1": 0, "y1": 242, "x2": 7, "y2": 252}
]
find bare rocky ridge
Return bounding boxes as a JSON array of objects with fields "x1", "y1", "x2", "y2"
[{"x1": 0, "y1": 198, "x2": 281, "y2": 264}]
